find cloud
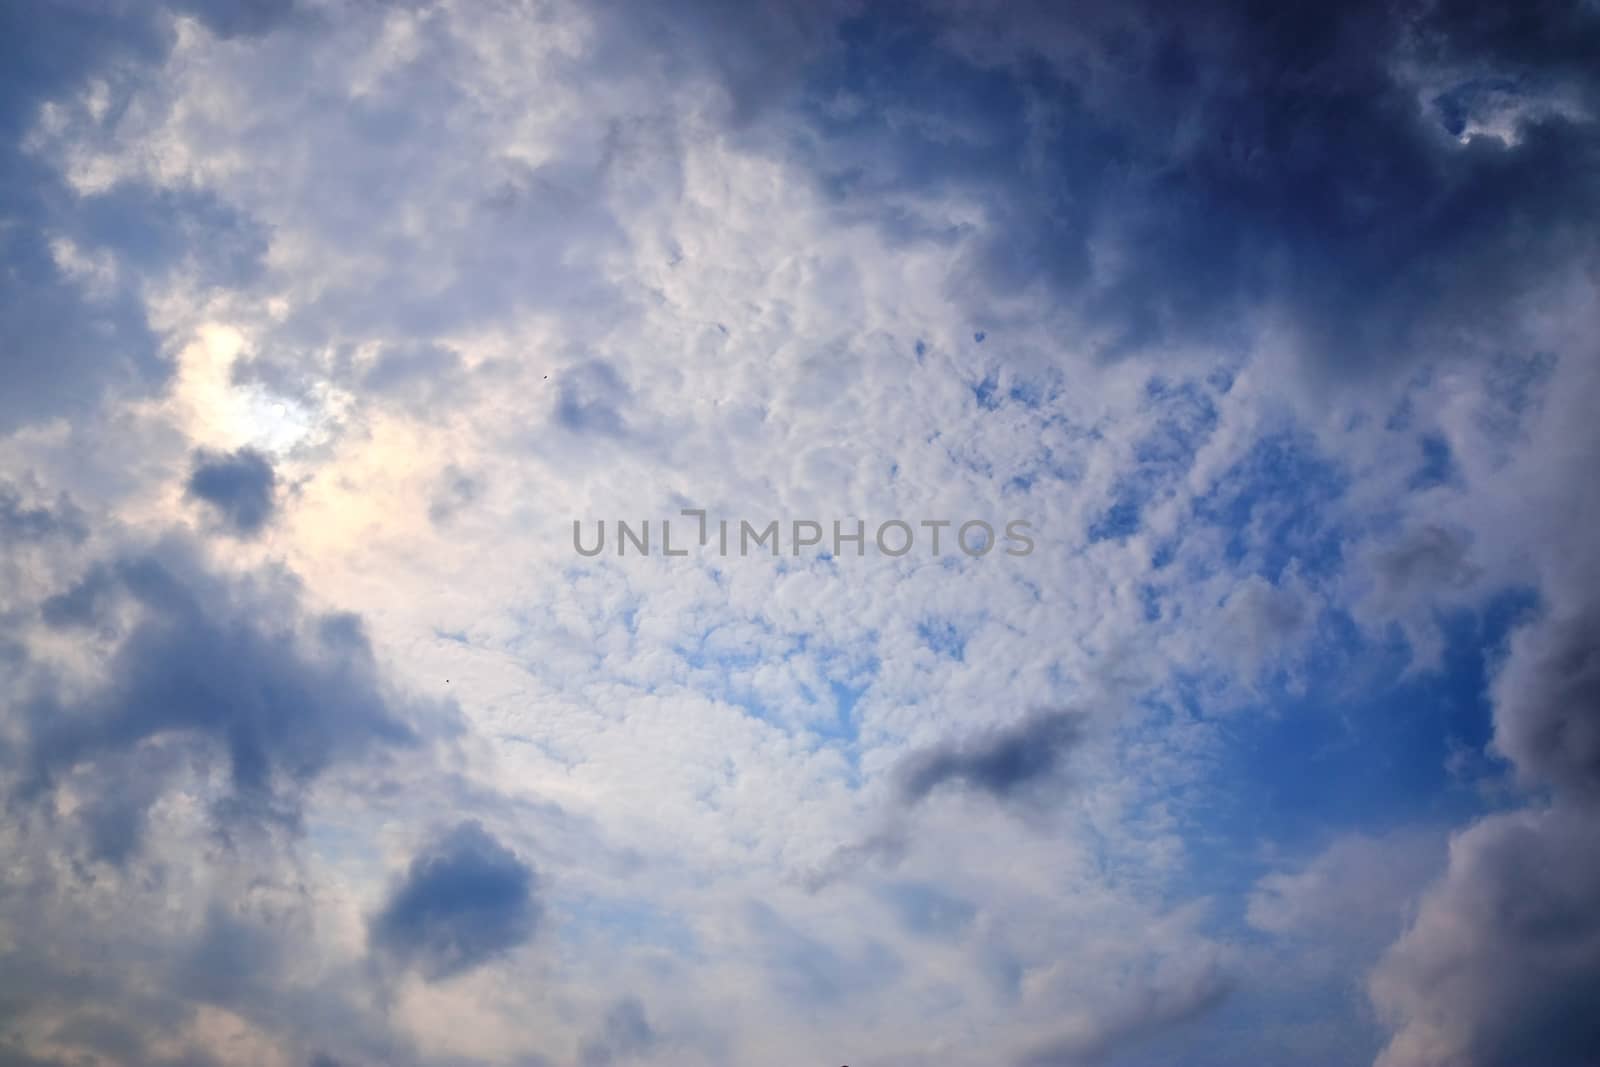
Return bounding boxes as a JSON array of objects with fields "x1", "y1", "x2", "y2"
[
  {"x1": 0, "y1": 482, "x2": 86, "y2": 544},
  {"x1": 721, "y1": 0, "x2": 1600, "y2": 376},
  {"x1": 1369, "y1": 807, "x2": 1600, "y2": 1067},
  {"x1": 895, "y1": 707, "x2": 1085, "y2": 805},
  {"x1": 555, "y1": 360, "x2": 635, "y2": 438},
  {"x1": 186, "y1": 447, "x2": 280, "y2": 536},
  {"x1": 580, "y1": 996, "x2": 657, "y2": 1067},
  {"x1": 1018, "y1": 961, "x2": 1232, "y2": 1067},
  {"x1": 17, "y1": 535, "x2": 432, "y2": 859},
  {"x1": 1220, "y1": 571, "x2": 1317, "y2": 678},
  {"x1": 1370, "y1": 569, "x2": 1600, "y2": 1065},
  {"x1": 370, "y1": 820, "x2": 541, "y2": 981},
  {"x1": 1365, "y1": 525, "x2": 1479, "y2": 605},
  {"x1": 1248, "y1": 830, "x2": 1447, "y2": 943},
  {"x1": 0, "y1": 1, "x2": 290, "y2": 433},
  {"x1": 1489, "y1": 605, "x2": 1600, "y2": 802},
  {"x1": 359, "y1": 342, "x2": 470, "y2": 413},
  {"x1": 426, "y1": 465, "x2": 480, "y2": 526},
  {"x1": 2, "y1": 0, "x2": 1597, "y2": 1063}
]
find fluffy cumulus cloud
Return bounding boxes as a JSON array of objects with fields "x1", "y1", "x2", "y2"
[{"x1": 1, "y1": 0, "x2": 1597, "y2": 1064}]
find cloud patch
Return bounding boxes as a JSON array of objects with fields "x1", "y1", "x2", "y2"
[
  {"x1": 186, "y1": 447, "x2": 280, "y2": 536},
  {"x1": 19, "y1": 537, "x2": 429, "y2": 859},
  {"x1": 371, "y1": 820, "x2": 541, "y2": 981},
  {"x1": 895, "y1": 707, "x2": 1086, "y2": 806}
]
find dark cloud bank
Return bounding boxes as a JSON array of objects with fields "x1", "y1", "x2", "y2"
[{"x1": 667, "y1": 0, "x2": 1600, "y2": 380}]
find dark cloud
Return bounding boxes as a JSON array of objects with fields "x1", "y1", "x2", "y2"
[
  {"x1": 1369, "y1": 807, "x2": 1600, "y2": 1067},
  {"x1": 1371, "y1": 570, "x2": 1600, "y2": 1063},
  {"x1": 579, "y1": 997, "x2": 656, "y2": 1067},
  {"x1": 895, "y1": 707, "x2": 1085, "y2": 805},
  {"x1": 186, "y1": 447, "x2": 279, "y2": 536},
  {"x1": 690, "y1": 0, "x2": 1600, "y2": 376},
  {"x1": 370, "y1": 820, "x2": 540, "y2": 981},
  {"x1": 1221, "y1": 573, "x2": 1315, "y2": 675},
  {"x1": 17, "y1": 537, "x2": 431, "y2": 859},
  {"x1": 1368, "y1": 525, "x2": 1479, "y2": 603},
  {"x1": 1490, "y1": 606, "x2": 1600, "y2": 802}
]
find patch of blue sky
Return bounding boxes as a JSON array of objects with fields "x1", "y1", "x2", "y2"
[
  {"x1": 554, "y1": 894, "x2": 701, "y2": 961},
  {"x1": 1185, "y1": 428, "x2": 1349, "y2": 582},
  {"x1": 1159, "y1": 587, "x2": 1538, "y2": 909},
  {"x1": 673, "y1": 624, "x2": 876, "y2": 749},
  {"x1": 916, "y1": 617, "x2": 967, "y2": 662},
  {"x1": 1408, "y1": 432, "x2": 1459, "y2": 489},
  {"x1": 876, "y1": 880, "x2": 977, "y2": 941},
  {"x1": 1088, "y1": 377, "x2": 1221, "y2": 544}
]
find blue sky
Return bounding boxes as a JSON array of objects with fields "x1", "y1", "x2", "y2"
[{"x1": 2, "y1": 2, "x2": 1599, "y2": 1065}]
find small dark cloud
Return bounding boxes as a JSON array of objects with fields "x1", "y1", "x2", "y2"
[
  {"x1": 1370, "y1": 525, "x2": 1479, "y2": 602},
  {"x1": 370, "y1": 821, "x2": 540, "y2": 981},
  {"x1": 895, "y1": 707, "x2": 1085, "y2": 806},
  {"x1": 186, "y1": 447, "x2": 279, "y2": 536},
  {"x1": 580, "y1": 997, "x2": 656, "y2": 1067}
]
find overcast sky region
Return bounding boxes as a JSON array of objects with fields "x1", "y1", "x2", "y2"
[{"x1": 2, "y1": 1, "x2": 1599, "y2": 1065}]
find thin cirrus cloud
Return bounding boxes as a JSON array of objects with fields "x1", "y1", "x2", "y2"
[{"x1": 0, "y1": 0, "x2": 1597, "y2": 1065}]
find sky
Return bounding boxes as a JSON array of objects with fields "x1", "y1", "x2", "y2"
[{"x1": 1, "y1": 1, "x2": 1598, "y2": 1065}]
